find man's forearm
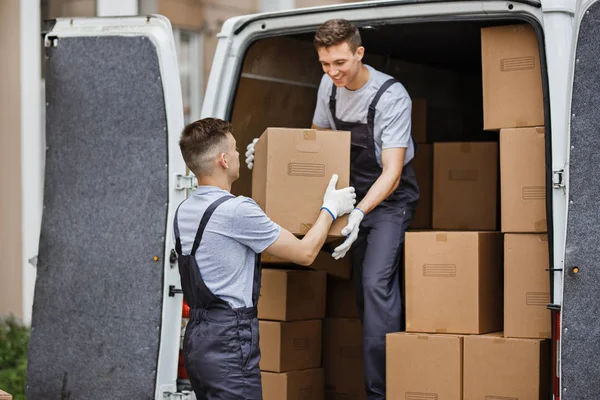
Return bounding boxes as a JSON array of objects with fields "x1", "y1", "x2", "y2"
[
  {"x1": 357, "y1": 168, "x2": 402, "y2": 214},
  {"x1": 300, "y1": 210, "x2": 335, "y2": 261}
]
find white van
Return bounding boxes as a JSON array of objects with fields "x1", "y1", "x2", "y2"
[{"x1": 28, "y1": 1, "x2": 597, "y2": 399}]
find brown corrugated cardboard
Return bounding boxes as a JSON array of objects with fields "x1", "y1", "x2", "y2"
[
  {"x1": 323, "y1": 318, "x2": 366, "y2": 400},
  {"x1": 464, "y1": 334, "x2": 550, "y2": 399},
  {"x1": 258, "y1": 269, "x2": 326, "y2": 321},
  {"x1": 432, "y1": 142, "x2": 498, "y2": 231},
  {"x1": 501, "y1": 127, "x2": 547, "y2": 232},
  {"x1": 505, "y1": 234, "x2": 551, "y2": 339},
  {"x1": 326, "y1": 278, "x2": 359, "y2": 318},
  {"x1": 387, "y1": 333, "x2": 462, "y2": 400},
  {"x1": 481, "y1": 24, "x2": 544, "y2": 130},
  {"x1": 262, "y1": 368, "x2": 324, "y2": 400},
  {"x1": 410, "y1": 143, "x2": 433, "y2": 229},
  {"x1": 252, "y1": 128, "x2": 351, "y2": 236},
  {"x1": 259, "y1": 320, "x2": 322, "y2": 372},
  {"x1": 0, "y1": 390, "x2": 11, "y2": 400},
  {"x1": 405, "y1": 231, "x2": 503, "y2": 334},
  {"x1": 412, "y1": 99, "x2": 427, "y2": 143},
  {"x1": 262, "y1": 248, "x2": 351, "y2": 280}
]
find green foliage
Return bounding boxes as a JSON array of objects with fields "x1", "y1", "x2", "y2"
[{"x1": 0, "y1": 316, "x2": 29, "y2": 400}]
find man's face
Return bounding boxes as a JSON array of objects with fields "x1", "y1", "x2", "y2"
[
  {"x1": 225, "y1": 132, "x2": 240, "y2": 181},
  {"x1": 317, "y1": 41, "x2": 364, "y2": 88}
]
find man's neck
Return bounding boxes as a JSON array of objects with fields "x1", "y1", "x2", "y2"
[
  {"x1": 345, "y1": 64, "x2": 369, "y2": 91},
  {"x1": 196, "y1": 175, "x2": 232, "y2": 192}
]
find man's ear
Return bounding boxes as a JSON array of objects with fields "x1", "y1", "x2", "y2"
[
  {"x1": 355, "y1": 46, "x2": 365, "y2": 61},
  {"x1": 217, "y1": 152, "x2": 228, "y2": 169}
]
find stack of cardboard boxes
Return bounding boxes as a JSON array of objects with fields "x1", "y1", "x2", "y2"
[
  {"x1": 387, "y1": 23, "x2": 551, "y2": 399},
  {"x1": 253, "y1": 127, "x2": 367, "y2": 399}
]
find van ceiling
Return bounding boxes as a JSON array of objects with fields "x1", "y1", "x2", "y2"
[{"x1": 291, "y1": 19, "x2": 523, "y2": 75}]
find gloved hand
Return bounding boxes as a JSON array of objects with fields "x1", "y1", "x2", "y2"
[
  {"x1": 331, "y1": 208, "x2": 364, "y2": 259},
  {"x1": 321, "y1": 174, "x2": 356, "y2": 219},
  {"x1": 245, "y1": 138, "x2": 259, "y2": 170}
]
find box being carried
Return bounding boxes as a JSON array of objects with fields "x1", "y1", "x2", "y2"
[{"x1": 252, "y1": 128, "x2": 351, "y2": 237}]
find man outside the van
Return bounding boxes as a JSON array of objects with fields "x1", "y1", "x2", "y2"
[
  {"x1": 246, "y1": 19, "x2": 420, "y2": 400},
  {"x1": 174, "y1": 117, "x2": 356, "y2": 399}
]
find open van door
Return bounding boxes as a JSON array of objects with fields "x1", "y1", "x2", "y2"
[
  {"x1": 27, "y1": 16, "x2": 188, "y2": 399},
  {"x1": 561, "y1": 1, "x2": 600, "y2": 398}
]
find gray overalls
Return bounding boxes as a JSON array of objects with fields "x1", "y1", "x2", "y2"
[
  {"x1": 174, "y1": 195, "x2": 263, "y2": 400},
  {"x1": 329, "y1": 78, "x2": 420, "y2": 400}
]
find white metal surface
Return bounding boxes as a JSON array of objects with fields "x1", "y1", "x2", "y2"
[
  {"x1": 96, "y1": 0, "x2": 138, "y2": 16},
  {"x1": 20, "y1": 0, "x2": 43, "y2": 325},
  {"x1": 46, "y1": 15, "x2": 187, "y2": 399}
]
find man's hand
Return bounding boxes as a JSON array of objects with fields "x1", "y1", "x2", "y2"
[
  {"x1": 332, "y1": 208, "x2": 364, "y2": 259},
  {"x1": 245, "y1": 138, "x2": 259, "y2": 170},
  {"x1": 321, "y1": 174, "x2": 356, "y2": 219}
]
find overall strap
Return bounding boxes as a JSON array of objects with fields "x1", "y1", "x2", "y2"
[
  {"x1": 190, "y1": 195, "x2": 235, "y2": 256},
  {"x1": 367, "y1": 78, "x2": 398, "y2": 126},
  {"x1": 173, "y1": 202, "x2": 185, "y2": 256},
  {"x1": 329, "y1": 84, "x2": 338, "y2": 120}
]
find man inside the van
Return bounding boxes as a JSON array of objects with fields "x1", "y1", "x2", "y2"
[
  {"x1": 245, "y1": 19, "x2": 419, "y2": 400},
  {"x1": 174, "y1": 117, "x2": 356, "y2": 399}
]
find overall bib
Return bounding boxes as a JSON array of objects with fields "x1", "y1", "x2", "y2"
[
  {"x1": 329, "y1": 78, "x2": 420, "y2": 399},
  {"x1": 174, "y1": 195, "x2": 263, "y2": 400}
]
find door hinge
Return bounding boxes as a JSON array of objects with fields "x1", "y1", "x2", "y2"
[
  {"x1": 162, "y1": 391, "x2": 193, "y2": 400},
  {"x1": 175, "y1": 174, "x2": 198, "y2": 191},
  {"x1": 552, "y1": 169, "x2": 565, "y2": 189}
]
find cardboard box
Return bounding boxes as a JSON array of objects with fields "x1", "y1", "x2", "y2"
[
  {"x1": 432, "y1": 142, "x2": 498, "y2": 231},
  {"x1": 0, "y1": 390, "x2": 12, "y2": 400},
  {"x1": 410, "y1": 143, "x2": 433, "y2": 229},
  {"x1": 481, "y1": 24, "x2": 544, "y2": 130},
  {"x1": 387, "y1": 333, "x2": 463, "y2": 400},
  {"x1": 464, "y1": 334, "x2": 550, "y2": 399},
  {"x1": 262, "y1": 248, "x2": 352, "y2": 280},
  {"x1": 259, "y1": 319, "x2": 322, "y2": 372},
  {"x1": 323, "y1": 318, "x2": 366, "y2": 400},
  {"x1": 412, "y1": 99, "x2": 427, "y2": 143},
  {"x1": 258, "y1": 269, "x2": 326, "y2": 321},
  {"x1": 501, "y1": 127, "x2": 547, "y2": 232},
  {"x1": 262, "y1": 368, "x2": 324, "y2": 400},
  {"x1": 505, "y1": 234, "x2": 551, "y2": 339},
  {"x1": 405, "y1": 231, "x2": 503, "y2": 334},
  {"x1": 252, "y1": 128, "x2": 350, "y2": 236},
  {"x1": 326, "y1": 278, "x2": 359, "y2": 319}
]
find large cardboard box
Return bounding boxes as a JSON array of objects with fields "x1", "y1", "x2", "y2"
[
  {"x1": 501, "y1": 126, "x2": 547, "y2": 232},
  {"x1": 0, "y1": 390, "x2": 12, "y2": 400},
  {"x1": 405, "y1": 231, "x2": 503, "y2": 334},
  {"x1": 259, "y1": 320, "x2": 322, "y2": 372},
  {"x1": 252, "y1": 128, "x2": 351, "y2": 236},
  {"x1": 412, "y1": 99, "x2": 427, "y2": 143},
  {"x1": 323, "y1": 318, "x2": 366, "y2": 400},
  {"x1": 326, "y1": 278, "x2": 359, "y2": 319},
  {"x1": 262, "y1": 368, "x2": 324, "y2": 400},
  {"x1": 464, "y1": 334, "x2": 550, "y2": 399},
  {"x1": 258, "y1": 269, "x2": 326, "y2": 321},
  {"x1": 505, "y1": 234, "x2": 551, "y2": 339},
  {"x1": 432, "y1": 142, "x2": 498, "y2": 231},
  {"x1": 410, "y1": 143, "x2": 433, "y2": 229},
  {"x1": 262, "y1": 247, "x2": 351, "y2": 280},
  {"x1": 387, "y1": 333, "x2": 463, "y2": 400},
  {"x1": 481, "y1": 24, "x2": 544, "y2": 130}
]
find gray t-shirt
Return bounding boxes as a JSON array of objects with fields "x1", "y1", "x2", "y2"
[
  {"x1": 312, "y1": 64, "x2": 414, "y2": 166},
  {"x1": 175, "y1": 186, "x2": 281, "y2": 308}
]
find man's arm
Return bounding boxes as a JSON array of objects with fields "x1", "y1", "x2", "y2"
[
  {"x1": 264, "y1": 210, "x2": 335, "y2": 266},
  {"x1": 356, "y1": 147, "x2": 406, "y2": 214}
]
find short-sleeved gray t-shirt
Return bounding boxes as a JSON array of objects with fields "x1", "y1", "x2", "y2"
[
  {"x1": 175, "y1": 186, "x2": 281, "y2": 308},
  {"x1": 312, "y1": 64, "x2": 414, "y2": 167}
]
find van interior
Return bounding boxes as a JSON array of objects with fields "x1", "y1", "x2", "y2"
[{"x1": 227, "y1": 18, "x2": 545, "y2": 228}]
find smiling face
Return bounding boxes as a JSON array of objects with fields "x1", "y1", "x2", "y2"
[{"x1": 317, "y1": 41, "x2": 365, "y2": 88}]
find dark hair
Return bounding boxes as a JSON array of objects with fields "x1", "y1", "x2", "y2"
[
  {"x1": 179, "y1": 118, "x2": 232, "y2": 176},
  {"x1": 314, "y1": 19, "x2": 362, "y2": 53}
]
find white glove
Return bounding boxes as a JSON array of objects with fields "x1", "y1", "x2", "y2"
[
  {"x1": 332, "y1": 208, "x2": 364, "y2": 259},
  {"x1": 245, "y1": 138, "x2": 259, "y2": 170},
  {"x1": 321, "y1": 174, "x2": 356, "y2": 219}
]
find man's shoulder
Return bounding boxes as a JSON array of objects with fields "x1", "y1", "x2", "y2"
[{"x1": 367, "y1": 66, "x2": 410, "y2": 100}]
